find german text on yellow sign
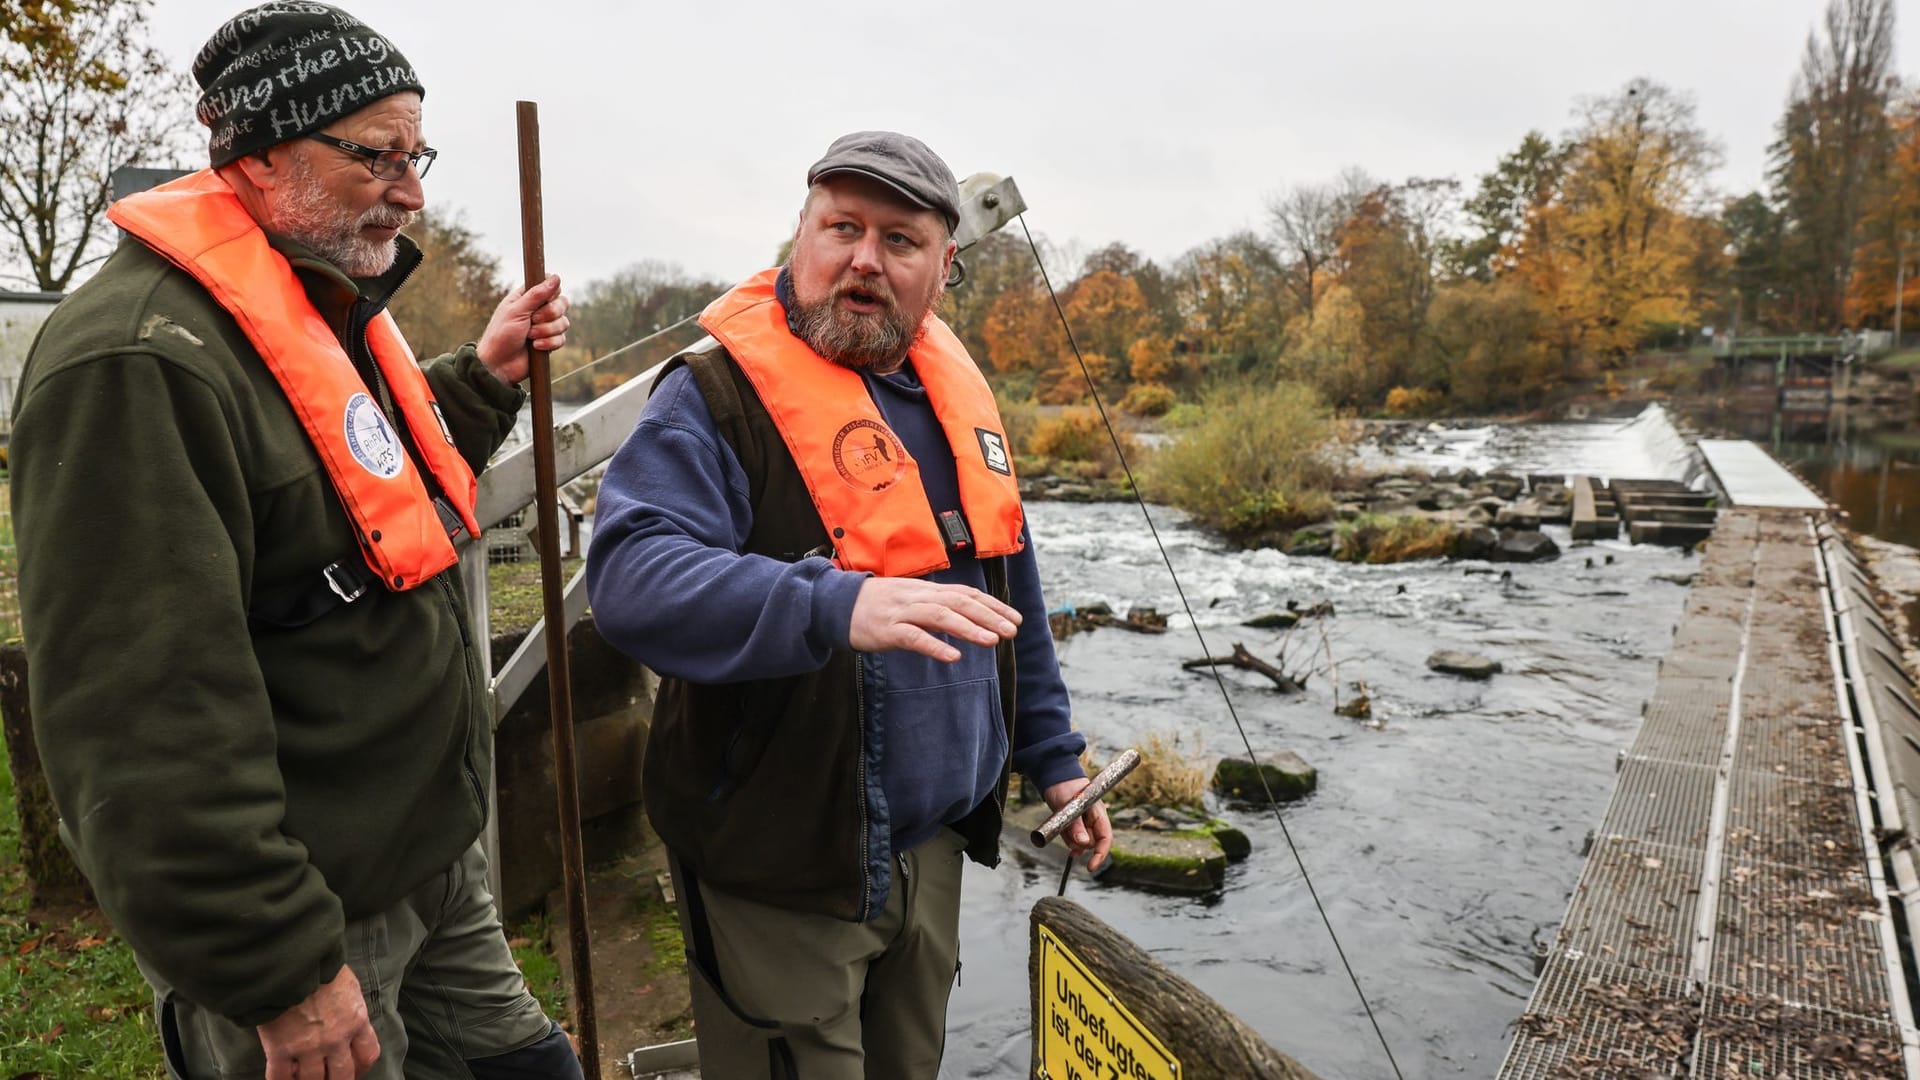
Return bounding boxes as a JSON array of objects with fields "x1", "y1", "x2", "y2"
[{"x1": 1036, "y1": 924, "x2": 1181, "y2": 1080}]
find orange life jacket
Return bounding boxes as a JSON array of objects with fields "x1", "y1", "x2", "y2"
[
  {"x1": 698, "y1": 267, "x2": 1024, "y2": 579},
  {"x1": 108, "y1": 169, "x2": 481, "y2": 592}
]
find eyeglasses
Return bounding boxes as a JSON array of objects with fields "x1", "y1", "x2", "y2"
[{"x1": 304, "y1": 133, "x2": 437, "y2": 181}]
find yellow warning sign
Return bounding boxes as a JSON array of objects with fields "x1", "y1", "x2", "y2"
[{"x1": 1036, "y1": 923, "x2": 1181, "y2": 1080}]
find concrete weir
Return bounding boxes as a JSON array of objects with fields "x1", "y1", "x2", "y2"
[{"x1": 1500, "y1": 461, "x2": 1920, "y2": 1074}]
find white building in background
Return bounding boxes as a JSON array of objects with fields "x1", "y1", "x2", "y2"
[{"x1": 0, "y1": 291, "x2": 63, "y2": 441}]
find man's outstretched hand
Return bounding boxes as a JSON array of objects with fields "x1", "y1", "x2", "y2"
[
  {"x1": 256, "y1": 964, "x2": 380, "y2": 1080},
  {"x1": 476, "y1": 273, "x2": 570, "y2": 385},
  {"x1": 848, "y1": 577, "x2": 1021, "y2": 662}
]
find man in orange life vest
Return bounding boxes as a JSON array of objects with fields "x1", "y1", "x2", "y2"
[
  {"x1": 11, "y1": 4, "x2": 583, "y2": 1079},
  {"x1": 587, "y1": 132, "x2": 1114, "y2": 1076}
]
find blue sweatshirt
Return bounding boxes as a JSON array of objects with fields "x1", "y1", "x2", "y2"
[{"x1": 587, "y1": 277, "x2": 1084, "y2": 861}]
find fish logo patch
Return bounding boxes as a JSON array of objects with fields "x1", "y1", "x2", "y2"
[
  {"x1": 344, "y1": 393, "x2": 404, "y2": 479},
  {"x1": 833, "y1": 419, "x2": 906, "y2": 492},
  {"x1": 976, "y1": 428, "x2": 1011, "y2": 476}
]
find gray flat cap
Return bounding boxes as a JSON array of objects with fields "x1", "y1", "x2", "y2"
[{"x1": 807, "y1": 131, "x2": 960, "y2": 233}]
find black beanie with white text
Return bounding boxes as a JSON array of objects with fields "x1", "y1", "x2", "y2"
[{"x1": 192, "y1": 2, "x2": 424, "y2": 167}]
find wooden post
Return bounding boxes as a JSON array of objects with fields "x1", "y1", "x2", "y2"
[
  {"x1": 1030, "y1": 897, "x2": 1322, "y2": 1080},
  {"x1": 515, "y1": 100, "x2": 599, "y2": 1076}
]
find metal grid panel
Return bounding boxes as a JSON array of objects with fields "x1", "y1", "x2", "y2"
[
  {"x1": 1602, "y1": 759, "x2": 1717, "y2": 850},
  {"x1": 1693, "y1": 991, "x2": 1904, "y2": 1079},
  {"x1": 1631, "y1": 692, "x2": 1731, "y2": 767},
  {"x1": 1744, "y1": 670, "x2": 1836, "y2": 714},
  {"x1": 1499, "y1": 958, "x2": 1694, "y2": 1079},
  {"x1": 1732, "y1": 702, "x2": 1851, "y2": 784},
  {"x1": 1723, "y1": 768, "x2": 1869, "y2": 873},
  {"x1": 1707, "y1": 857, "x2": 1889, "y2": 1017},
  {"x1": 1664, "y1": 621, "x2": 1745, "y2": 664},
  {"x1": 1503, "y1": 509, "x2": 1917, "y2": 1075},
  {"x1": 1555, "y1": 837, "x2": 1703, "y2": 977}
]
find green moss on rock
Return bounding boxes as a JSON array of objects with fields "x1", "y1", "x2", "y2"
[
  {"x1": 1102, "y1": 833, "x2": 1227, "y2": 895},
  {"x1": 1212, "y1": 751, "x2": 1316, "y2": 803}
]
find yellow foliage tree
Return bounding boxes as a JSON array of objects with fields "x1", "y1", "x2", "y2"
[
  {"x1": 1847, "y1": 93, "x2": 1920, "y2": 327},
  {"x1": 1062, "y1": 270, "x2": 1150, "y2": 358},
  {"x1": 1127, "y1": 335, "x2": 1177, "y2": 384},
  {"x1": 1519, "y1": 80, "x2": 1719, "y2": 368},
  {"x1": 1167, "y1": 232, "x2": 1288, "y2": 364},
  {"x1": 981, "y1": 286, "x2": 1054, "y2": 374},
  {"x1": 1278, "y1": 283, "x2": 1371, "y2": 407},
  {"x1": 1425, "y1": 279, "x2": 1556, "y2": 411}
]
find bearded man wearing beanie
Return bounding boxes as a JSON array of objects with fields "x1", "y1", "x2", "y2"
[{"x1": 11, "y1": 4, "x2": 582, "y2": 1078}]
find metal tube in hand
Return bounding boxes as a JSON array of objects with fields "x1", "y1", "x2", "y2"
[{"x1": 1032, "y1": 747, "x2": 1140, "y2": 847}]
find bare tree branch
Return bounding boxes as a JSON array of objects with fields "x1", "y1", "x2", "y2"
[{"x1": 0, "y1": 0, "x2": 195, "y2": 292}]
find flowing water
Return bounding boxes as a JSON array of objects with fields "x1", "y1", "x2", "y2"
[{"x1": 941, "y1": 409, "x2": 1702, "y2": 1079}]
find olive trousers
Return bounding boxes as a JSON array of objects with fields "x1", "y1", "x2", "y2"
[
  {"x1": 670, "y1": 828, "x2": 969, "y2": 1079},
  {"x1": 142, "y1": 841, "x2": 580, "y2": 1080}
]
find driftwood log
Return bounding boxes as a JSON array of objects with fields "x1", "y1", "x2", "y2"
[
  {"x1": 1030, "y1": 897, "x2": 1322, "y2": 1080},
  {"x1": 1181, "y1": 643, "x2": 1304, "y2": 692}
]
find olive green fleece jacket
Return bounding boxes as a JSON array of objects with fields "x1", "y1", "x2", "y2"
[{"x1": 10, "y1": 229, "x2": 523, "y2": 1026}]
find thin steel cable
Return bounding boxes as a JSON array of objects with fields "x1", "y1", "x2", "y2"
[
  {"x1": 1018, "y1": 214, "x2": 1405, "y2": 1080},
  {"x1": 552, "y1": 311, "x2": 705, "y2": 387}
]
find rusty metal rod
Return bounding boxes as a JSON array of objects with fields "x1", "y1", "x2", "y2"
[
  {"x1": 515, "y1": 99, "x2": 598, "y2": 1077},
  {"x1": 1032, "y1": 747, "x2": 1140, "y2": 847}
]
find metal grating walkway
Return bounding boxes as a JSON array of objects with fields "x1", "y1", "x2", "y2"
[{"x1": 1499, "y1": 510, "x2": 1916, "y2": 1078}]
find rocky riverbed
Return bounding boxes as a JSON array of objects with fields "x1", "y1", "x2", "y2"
[{"x1": 1027, "y1": 464, "x2": 1583, "y2": 565}]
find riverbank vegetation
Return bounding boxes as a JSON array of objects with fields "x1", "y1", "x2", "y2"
[
  {"x1": 1334, "y1": 514, "x2": 1461, "y2": 564},
  {"x1": 1084, "y1": 734, "x2": 1209, "y2": 814},
  {"x1": 1140, "y1": 382, "x2": 1341, "y2": 545}
]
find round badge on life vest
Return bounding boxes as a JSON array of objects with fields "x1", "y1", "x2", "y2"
[
  {"x1": 831, "y1": 419, "x2": 905, "y2": 492},
  {"x1": 344, "y1": 392, "x2": 405, "y2": 480}
]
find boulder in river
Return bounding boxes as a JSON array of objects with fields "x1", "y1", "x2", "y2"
[
  {"x1": 1243, "y1": 611, "x2": 1302, "y2": 630},
  {"x1": 1285, "y1": 522, "x2": 1336, "y2": 557},
  {"x1": 1101, "y1": 832, "x2": 1228, "y2": 896},
  {"x1": 1494, "y1": 530, "x2": 1560, "y2": 562},
  {"x1": 1457, "y1": 526, "x2": 1500, "y2": 560},
  {"x1": 1494, "y1": 501, "x2": 1543, "y2": 530},
  {"x1": 1203, "y1": 823, "x2": 1252, "y2": 863},
  {"x1": 1212, "y1": 750, "x2": 1316, "y2": 803},
  {"x1": 1486, "y1": 473, "x2": 1525, "y2": 500},
  {"x1": 1428, "y1": 650, "x2": 1502, "y2": 679}
]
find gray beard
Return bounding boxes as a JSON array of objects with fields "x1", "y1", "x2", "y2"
[
  {"x1": 788, "y1": 276, "x2": 943, "y2": 372},
  {"x1": 270, "y1": 151, "x2": 412, "y2": 277}
]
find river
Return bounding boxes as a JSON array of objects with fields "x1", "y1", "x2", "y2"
[{"x1": 940, "y1": 409, "x2": 1703, "y2": 1079}]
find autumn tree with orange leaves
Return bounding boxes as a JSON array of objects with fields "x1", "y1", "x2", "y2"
[
  {"x1": 1509, "y1": 80, "x2": 1720, "y2": 370},
  {"x1": 1846, "y1": 92, "x2": 1920, "y2": 332}
]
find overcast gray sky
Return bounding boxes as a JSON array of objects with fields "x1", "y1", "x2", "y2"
[{"x1": 142, "y1": 0, "x2": 1919, "y2": 290}]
